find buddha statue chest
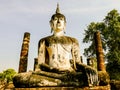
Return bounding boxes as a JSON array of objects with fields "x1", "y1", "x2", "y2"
[{"x1": 39, "y1": 35, "x2": 77, "y2": 71}]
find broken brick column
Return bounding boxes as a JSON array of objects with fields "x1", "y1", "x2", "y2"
[
  {"x1": 34, "y1": 58, "x2": 38, "y2": 71},
  {"x1": 94, "y1": 31, "x2": 106, "y2": 71},
  {"x1": 18, "y1": 32, "x2": 30, "y2": 73},
  {"x1": 87, "y1": 58, "x2": 97, "y2": 69}
]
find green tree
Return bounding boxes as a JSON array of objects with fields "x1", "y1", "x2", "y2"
[
  {"x1": 83, "y1": 9, "x2": 120, "y2": 80},
  {"x1": 103, "y1": 9, "x2": 120, "y2": 80},
  {"x1": 0, "y1": 69, "x2": 17, "y2": 83},
  {"x1": 0, "y1": 72, "x2": 4, "y2": 81}
]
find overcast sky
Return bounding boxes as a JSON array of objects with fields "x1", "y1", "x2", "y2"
[{"x1": 0, "y1": 0, "x2": 120, "y2": 72}]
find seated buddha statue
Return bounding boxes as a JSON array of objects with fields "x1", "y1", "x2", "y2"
[
  {"x1": 13, "y1": 4, "x2": 98, "y2": 88},
  {"x1": 35, "y1": 4, "x2": 98, "y2": 86}
]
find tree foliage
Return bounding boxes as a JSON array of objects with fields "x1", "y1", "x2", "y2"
[
  {"x1": 83, "y1": 22, "x2": 106, "y2": 57},
  {"x1": 83, "y1": 9, "x2": 120, "y2": 80},
  {"x1": 0, "y1": 68, "x2": 17, "y2": 83}
]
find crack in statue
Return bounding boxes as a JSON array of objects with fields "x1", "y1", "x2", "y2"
[{"x1": 13, "y1": 4, "x2": 98, "y2": 88}]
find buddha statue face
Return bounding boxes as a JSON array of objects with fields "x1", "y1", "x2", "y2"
[{"x1": 50, "y1": 14, "x2": 66, "y2": 33}]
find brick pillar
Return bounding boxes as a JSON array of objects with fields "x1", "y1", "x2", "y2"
[
  {"x1": 87, "y1": 58, "x2": 94, "y2": 67},
  {"x1": 18, "y1": 32, "x2": 30, "y2": 73},
  {"x1": 94, "y1": 31, "x2": 106, "y2": 71},
  {"x1": 80, "y1": 56, "x2": 83, "y2": 63},
  {"x1": 87, "y1": 57, "x2": 97, "y2": 69},
  {"x1": 34, "y1": 58, "x2": 38, "y2": 71}
]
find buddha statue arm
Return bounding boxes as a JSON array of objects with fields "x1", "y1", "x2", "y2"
[
  {"x1": 38, "y1": 40, "x2": 46, "y2": 65},
  {"x1": 72, "y1": 40, "x2": 98, "y2": 86},
  {"x1": 38, "y1": 39, "x2": 56, "y2": 71},
  {"x1": 71, "y1": 38, "x2": 81, "y2": 70}
]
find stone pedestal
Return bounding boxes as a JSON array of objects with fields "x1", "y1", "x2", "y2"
[{"x1": 15, "y1": 85, "x2": 110, "y2": 90}]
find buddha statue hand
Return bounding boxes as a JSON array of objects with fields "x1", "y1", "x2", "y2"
[
  {"x1": 76, "y1": 63, "x2": 98, "y2": 86},
  {"x1": 39, "y1": 63, "x2": 60, "y2": 73},
  {"x1": 39, "y1": 63, "x2": 76, "y2": 74}
]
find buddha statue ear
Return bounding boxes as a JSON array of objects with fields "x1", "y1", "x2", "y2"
[
  {"x1": 50, "y1": 20, "x2": 53, "y2": 33},
  {"x1": 63, "y1": 22, "x2": 66, "y2": 34}
]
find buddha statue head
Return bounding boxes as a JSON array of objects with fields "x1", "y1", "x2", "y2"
[{"x1": 50, "y1": 4, "x2": 66, "y2": 34}]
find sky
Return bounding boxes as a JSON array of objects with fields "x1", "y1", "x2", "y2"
[{"x1": 0, "y1": 0, "x2": 120, "y2": 72}]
